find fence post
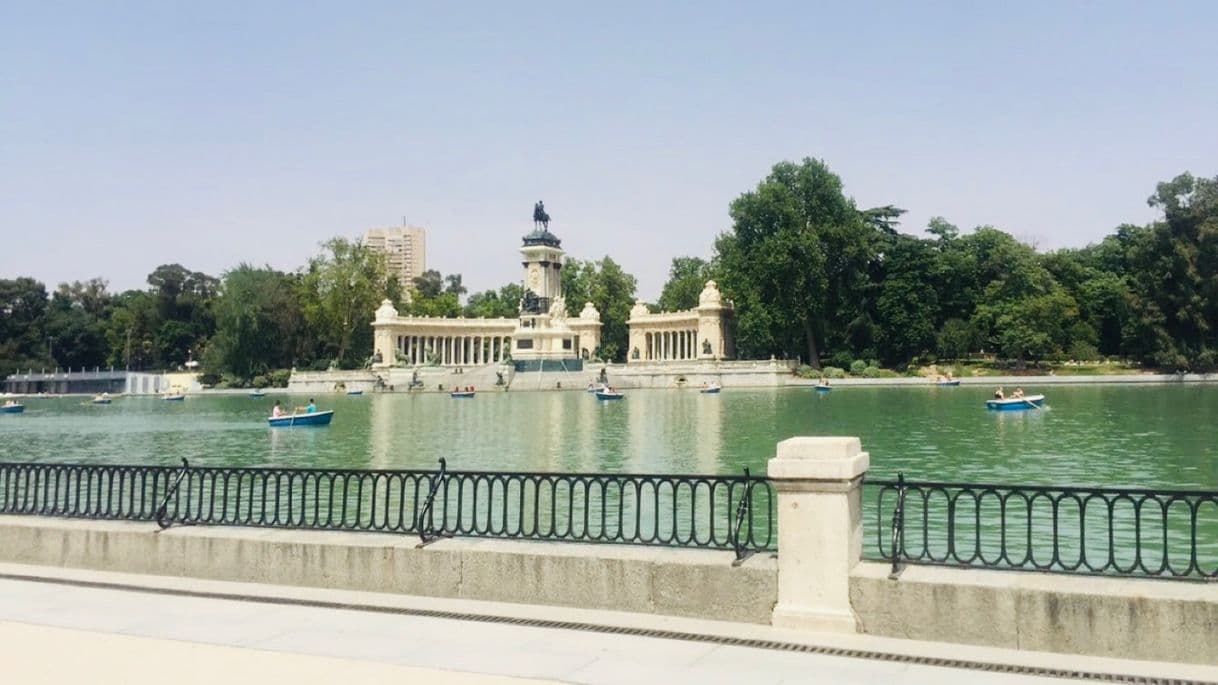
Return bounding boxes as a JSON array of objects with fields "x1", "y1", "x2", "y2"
[{"x1": 768, "y1": 436, "x2": 869, "y2": 633}]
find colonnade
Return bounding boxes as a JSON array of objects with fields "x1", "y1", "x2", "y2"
[
  {"x1": 643, "y1": 329, "x2": 701, "y2": 362},
  {"x1": 396, "y1": 334, "x2": 512, "y2": 366}
]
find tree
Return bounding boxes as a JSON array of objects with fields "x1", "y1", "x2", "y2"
[
  {"x1": 443, "y1": 273, "x2": 467, "y2": 298},
  {"x1": 300, "y1": 237, "x2": 395, "y2": 366},
  {"x1": 464, "y1": 283, "x2": 523, "y2": 319},
  {"x1": 714, "y1": 158, "x2": 870, "y2": 366},
  {"x1": 657, "y1": 257, "x2": 711, "y2": 312},
  {"x1": 207, "y1": 265, "x2": 304, "y2": 379},
  {"x1": 874, "y1": 236, "x2": 939, "y2": 365},
  {"x1": 561, "y1": 257, "x2": 637, "y2": 361},
  {"x1": 412, "y1": 270, "x2": 444, "y2": 299}
]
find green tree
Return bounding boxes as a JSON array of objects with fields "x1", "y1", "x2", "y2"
[
  {"x1": 464, "y1": 283, "x2": 523, "y2": 319},
  {"x1": 207, "y1": 265, "x2": 304, "y2": 379},
  {"x1": 561, "y1": 257, "x2": 637, "y2": 361},
  {"x1": 874, "y1": 236, "x2": 939, "y2": 365},
  {"x1": 300, "y1": 237, "x2": 395, "y2": 366},
  {"x1": 656, "y1": 257, "x2": 711, "y2": 312},
  {"x1": 714, "y1": 158, "x2": 869, "y2": 366},
  {"x1": 412, "y1": 270, "x2": 444, "y2": 299}
]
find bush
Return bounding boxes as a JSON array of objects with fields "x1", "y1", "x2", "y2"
[
  {"x1": 219, "y1": 373, "x2": 246, "y2": 389},
  {"x1": 822, "y1": 366, "x2": 847, "y2": 379},
  {"x1": 197, "y1": 372, "x2": 221, "y2": 387},
  {"x1": 250, "y1": 374, "x2": 270, "y2": 389},
  {"x1": 269, "y1": 369, "x2": 291, "y2": 387},
  {"x1": 1067, "y1": 341, "x2": 1100, "y2": 363},
  {"x1": 849, "y1": 360, "x2": 868, "y2": 376},
  {"x1": 306, "y1": 359, "x2": 332, "y2": 372},
  {"x1": 795, "y1": 365, "x2": 819, "y2": 379},
  {"x1": 862, "y1": 365, "x2": 882, "y2": 378},
  {"x1": 828, "y1": 351, "x2": 854, "y2": 369}
]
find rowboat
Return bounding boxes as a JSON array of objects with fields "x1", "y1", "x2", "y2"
[
  {"x1": 586, "y1": 385, "x2": 602, "y2": 393},
  {"x1": 249, "y1": 391, "x2": 266, "y2": 399},
  {"x1": 815, "y1": 385, "x2": 832, "y2": 393},
  {"x1": 91, "y1": 396, "x2": 112, "y2": 405},
  {"x1": 267, "y1": 410, "x2": 334, "y2": 427},
  {"x1": 699, "y1": 384, "x2": 721, "y2": 394},
  {"x1": 986, "y1": 395, "x2": 1045, "y2": 411},
  {"x1": 450, "y1": 391, "x2": 476, "y2": 398},
  {"x1": 162, "y1": 394, "x2": 185, "y2": 401},
  {"x1": 935, "y1": 380, "x2": 961, "y2": 387},
  {"x1": 1, "y1": 404, "x2": 24, "y2": 414},
  {"x1": 595, "y1": 390, "x2": 624, "y2": 400},
  {"x1": 347, "y1": 390, "x2": 364, "y2": 396}
]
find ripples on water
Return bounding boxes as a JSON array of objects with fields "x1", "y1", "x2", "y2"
[{"x1": 1, "y1": 385, "x2": 1215, "y2": 489}]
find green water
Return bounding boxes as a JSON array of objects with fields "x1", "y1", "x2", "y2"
[{"x1": 1, "y1": 384, "x2": 1215, "y2": 489}]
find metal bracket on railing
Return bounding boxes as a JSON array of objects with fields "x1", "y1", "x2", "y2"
[
  {"x1": 416, "y1": 458, "x2": 452, "y2": 548},
  {"x1": 155, "y1": 458, "x2": 190, "y2": 530},
  {"x1": 730, "y1": 467, "x2": 755, "y2": 567},
  {"x1": 888, "y1": 472, "x2": 906, "y2": 579}
]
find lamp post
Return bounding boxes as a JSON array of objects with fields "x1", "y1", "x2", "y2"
[{"x1": 46, "y1": 337, "x2": 55, "y2": 364}]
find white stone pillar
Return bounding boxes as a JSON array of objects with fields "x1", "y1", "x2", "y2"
[{"x1": 768, "y1": 437, "x2": 869, "y2": 633}]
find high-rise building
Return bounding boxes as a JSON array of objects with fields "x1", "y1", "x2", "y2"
[{"x1": 363, "y1": 225, "x2": 426, "y2": 286}]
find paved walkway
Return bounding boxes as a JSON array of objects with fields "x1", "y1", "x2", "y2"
[{"x1": 0, "y1": 576, "x2": 1089, "y2": 684}]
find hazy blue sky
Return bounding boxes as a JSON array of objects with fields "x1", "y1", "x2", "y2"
[{"x1": 2, "y1": 1, "x2": 1215, "y2": 300}]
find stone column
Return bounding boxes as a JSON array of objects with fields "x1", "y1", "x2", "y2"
[{"x1": 768, "y1": 436, "x2": 869, "y2": 633}]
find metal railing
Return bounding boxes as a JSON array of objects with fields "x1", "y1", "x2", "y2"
[
  {"x1": 0, "y1": 461, "x2": 775, "y2": 553},
  {"x1": 868, "y1": 475, "x2": 1218, "y2": 580}
]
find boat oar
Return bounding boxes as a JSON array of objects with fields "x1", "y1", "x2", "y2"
[{"x1": 1022, "y1": 397, "x2": 1040, "y2": 410}]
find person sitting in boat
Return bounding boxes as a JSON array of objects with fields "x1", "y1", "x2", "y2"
[
  {"x1": 1012, "y1": 387, "x2": 1025, "y2": 399},
  {"x1": 271, "y1": 401, "x2": 283, "y2": 418},
  {"x1": 994, "y1": 387, "x2": 1005, "y2": 399},
  {"x1": 305, "y1": 399, "x2": 316, "y2": 413},
  {"x1": 818, "y1": 377, "x2": 831, "y2": 387},
  {"x1": 2, "y1": 400, "x2": 16, "y2": 408}
]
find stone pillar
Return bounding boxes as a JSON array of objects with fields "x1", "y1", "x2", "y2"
[{"x1": 768, "y1": 437, "x2": 869, "y2": 633}]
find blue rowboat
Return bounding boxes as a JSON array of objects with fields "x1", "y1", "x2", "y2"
[
  {"x1": 249, "y1": 391, "x2": 266, "y2": 399},
  {"x1": 986, "y1": 395, "x2": 1045, "y2": 411},
  {"x1": 936, "y1": 380, "x2": 961, "y2": 387},
  {"x1": 699, "y1": 386, "x2": 721, "y2": 394},
  {"x1": 815, "y1": 386, "x2": 832, "y2": 393},
  {"x1": 162, "y1": 394, "x2": 185, "y2": 401},
  {"x1": 1, "y1": 404, "x2": 24, "y2": 414},
  {"x1": 347, "y1": 390, "x2": 364, "y2": 396},
  {"x1": 595, "y1": 390, "x2": 624, "y2": 400},
  {"x1": 450, "y1": 391, "x2": 475, "y2": 398},
  {"x1": 267, "y1": 410, "x2": 334, "y2": 427}
]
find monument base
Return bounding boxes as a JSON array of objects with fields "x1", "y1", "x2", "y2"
[{"x1": 513, "y1": 359, "x2": 584, "y2": 373}]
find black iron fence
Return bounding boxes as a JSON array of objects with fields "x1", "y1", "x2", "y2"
[
  {"x1": 868, "y1": 475, "x2": 1218, "y2": 580},
  {"x1": 0, "y1": 460, "x2": 775, "y2": 556}
]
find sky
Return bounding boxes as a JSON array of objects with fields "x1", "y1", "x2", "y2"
[{"x1": 2, "y1": 1, "x2": 1216, "y2": 301}]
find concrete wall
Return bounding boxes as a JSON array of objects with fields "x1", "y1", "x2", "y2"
[
  {"x1": 850, "y1": 562, "x2": 1218, "y2": 665},
  {"x1": 0, "y1": 517, "x2": 777, "y2": 625},
  {"x1": 287, "y1": 370, "x2": 380, "y2": 394}
]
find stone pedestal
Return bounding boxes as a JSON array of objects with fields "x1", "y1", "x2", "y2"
[{"x1": 767, "y1": 437, "x2": 869, "y2": 633}]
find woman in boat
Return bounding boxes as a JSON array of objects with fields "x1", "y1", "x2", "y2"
[
  {"x1": 819, "y1": 377, "x2": 831, "y2": 387},
  {"x1": 1012, "y1": 387, "x2": 1025, "y2": 399},
  {"x1": 271, "y1": 401, "x2": 283, "y2": 418},
  {"x1": 994, "y1": 387, "x2": 1005, "y2": 400}
]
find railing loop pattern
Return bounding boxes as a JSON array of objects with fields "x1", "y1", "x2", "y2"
[
  {"x1": 867, "y1": 477, "x2": 1218, "y2": 580},
  {"x1": 0, "y1": 461, "x2": 775, "y2": 554}
]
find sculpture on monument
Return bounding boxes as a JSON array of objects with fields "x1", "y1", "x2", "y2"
[
  {"x1": 548, "y1": 295, "x2": 567, "y2": 319},
  {"x1": 533, "y1": 201, "x2": 551, "y2": 230}
]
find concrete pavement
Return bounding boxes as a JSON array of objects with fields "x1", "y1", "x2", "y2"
[{"x1": 0, "y1": 572, "x2": 1136, "y2": 684}]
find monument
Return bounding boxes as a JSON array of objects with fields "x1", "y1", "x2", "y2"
[
  {"x1": 512, "y1": 202, "x2": 602, "y2": 371},
  {"x1": 371, "y1": 202, "x2": 602, "y2": 372}
]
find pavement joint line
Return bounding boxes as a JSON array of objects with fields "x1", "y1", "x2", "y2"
[{"x1": 0, "y1": 569, "x2": 1211, "y2": 685}]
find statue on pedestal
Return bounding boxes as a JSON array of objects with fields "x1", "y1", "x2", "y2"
[{"x1": 533, "y1": 201, "x2": 551, "y2": 231}]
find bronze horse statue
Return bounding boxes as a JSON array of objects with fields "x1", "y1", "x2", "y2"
[{"x1": 533, "y1": 201, "x2": 551, "y2": 230}]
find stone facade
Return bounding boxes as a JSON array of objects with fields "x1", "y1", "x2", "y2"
[
  {"x1": 626, "y1": 280, "x2": 735, "y2": 363},
  {"x1": 371, "y1": 224, "x2": 602, "y2": 370}
]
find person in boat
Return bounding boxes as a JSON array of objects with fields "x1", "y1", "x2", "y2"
[
  {"x1": 819, "y1": 377, "x2": 830, "y2": 387},
  {"x1": 3, "y1": 400, "x2": 16, "y2": 408},
  {"x1": 1012, "y1": 387, "x2": 1025, "y2": 399},
  {"x1": 305, "y1": 399, "x2": 316, "y2": 413},
  {"x1": 271, "y1": 401, "x2": 283, "y2": 418},
  {"x1": 994, "y1": 387, "x2": 1005, "y2": 400}
]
